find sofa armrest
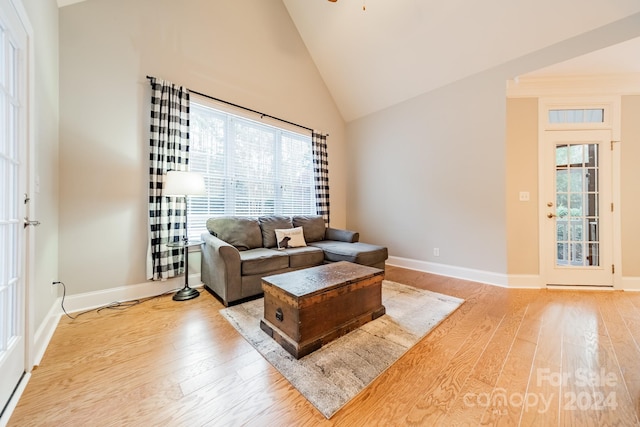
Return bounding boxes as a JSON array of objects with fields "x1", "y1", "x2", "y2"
[
  {"x1": 200, "y1": 232, "x2": 242, "y2": 306},
  {"x1": 325, "y1": 227, "x2": 360, "y2": 243}
]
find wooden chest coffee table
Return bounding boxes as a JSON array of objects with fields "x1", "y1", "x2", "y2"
[{"x1": 260, "y1": 261, "x2": 385, "y2": 359}]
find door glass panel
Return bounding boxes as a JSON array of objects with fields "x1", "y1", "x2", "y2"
[
  {"x1": 555, "y1": 143, "x2": 599, "y2": 267},
  {"x1": 8, "y1": 42, "x2": 16, "y2": 97},
  {"x1": 570, "y1": 193, "x2": 582, "y2": 216},
  {"x1": 569, "y1": 169, "x2": 583, "y2": 192},
  {"x1": 588, "y1": 243, "x2": 599, "y2": 265},
  {"x1": 0, "y1": 27, "x2": 5, "y2": 86},
  {"x1": 556, "y1": 194, "x2": 567, "y2": 213},
  {"x1": 557, "y1": 243, "x2": 567, "y2": 262},
  {"x1": 586, "y1": 168, "x2": 597, "y2": 192},
  {"x1": 556, "y1": 169, "x2": 568, "y2": 193},
  {"x1": 0, "y1": 96, "x2": 5, "y2": 155},
  {"x1": 9, "y1": 103, "x2": 17, "y2": 158},
  {"x1": 570, "y1": 222, "x2": 583, "y2": 241},
  {"x1": 586, "y1": 145, "x2": 597, "y2": 167},
  {"x1": 571, "y1": 243, "x2": 584, "y2": 263},
  {"x1": 587, "y1": 194, "x2": 598, "y2": 216},
  {"x1": 556, "y1": 145, "x2": 568, "y2": 165},
  {"x1": 569, "y1": 144, "x2": 584, "y2": 163}
]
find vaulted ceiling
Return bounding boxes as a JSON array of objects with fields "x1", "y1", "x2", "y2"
[
  {"x1": 283, "y1": 0, "x2": 640, "y2": 121},
  {"x1": 57, "y1": 0, "x2": 640, "y2": 122}
]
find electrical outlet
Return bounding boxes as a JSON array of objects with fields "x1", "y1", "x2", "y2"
[{"x1": 433, "y1": 248, "x2": 440, "y2": 257}]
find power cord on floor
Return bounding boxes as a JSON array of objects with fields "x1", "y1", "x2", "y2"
[{"x1": 52, "y1": 281, "x2": 182, "y2": 320}]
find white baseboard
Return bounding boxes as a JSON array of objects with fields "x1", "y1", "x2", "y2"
[
  {"x1": 621, "y1": 276, "x2": 640, "y2": 291},
  {"x1": 61, "y1": 274, "x2": 202, "y2": 314},
  {"x1": 387, "y1": 256, "x2": 509, "y2": 287},
  {"x1": 504, "y1": 274, "x2": 640, "y2": 290},
  {"x1": 32, "y1": 299, "x2": 63, "y2": 366},
  {"x1": 506, "y1": 274, "x2": 544, "y2": 289},
  {"x1": 387, "y1": 257, "x2": 640, "y2": 291}
]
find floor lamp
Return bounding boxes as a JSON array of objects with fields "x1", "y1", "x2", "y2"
[{"x1": 164, "y1": 170, "x2": 206, "y2": 301}]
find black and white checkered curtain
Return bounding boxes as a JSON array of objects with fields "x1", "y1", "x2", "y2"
[
  {"x1": 147, "y1": 77, "x2": 190, "y2": 280},
  {"x1": 312, "y1": 131, "x2": 330, "y2": 225}
]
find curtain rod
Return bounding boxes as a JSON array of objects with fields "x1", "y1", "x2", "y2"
[{"x1": 146, "y1": 75, "x2": 317, "y2": 134}]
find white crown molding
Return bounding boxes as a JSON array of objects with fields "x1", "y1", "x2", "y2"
[{"x1": 507, "y1": 73, "x2": 640, "y2": 98}]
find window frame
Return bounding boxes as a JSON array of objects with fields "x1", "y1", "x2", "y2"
[
  {"x1": 542, "y1": 98, "x2": 616, "y2": 131},
  {"x1": 187, "y1": 96, "x2": 317, "y2": 240}
]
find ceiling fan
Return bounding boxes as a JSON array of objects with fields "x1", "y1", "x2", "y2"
[{"x1": 328, "y1": 0, "x2": 366, "y2": 10}]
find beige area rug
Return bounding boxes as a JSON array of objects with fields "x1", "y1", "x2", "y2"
[{"x1": 219, "y1": 280, "x2": 464, "y2": 419}]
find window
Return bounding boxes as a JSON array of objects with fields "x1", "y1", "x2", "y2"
[
  {"x1": 555, "y1": 143, "x2": 600, "y2": 266},
  {"x1": 187, "y1": 100, "x2": 317, "y2": 240},
  {"x1": 548, "y1": 108, "x2": 604, "y2": 124}
]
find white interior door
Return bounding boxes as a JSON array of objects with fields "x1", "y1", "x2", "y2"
[
  {"x1": 541, "y1": 129, "x2": 613, "y2": 287},
  {"x1": 0, "y1": 0, "x2": 27, "y2": 414}
]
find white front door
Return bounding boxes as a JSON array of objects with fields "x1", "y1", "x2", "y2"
[
  {"x1": 540, "y1": 129, "x2": 613, "y2": 287},
  {"x1": 0, "y1": 0, "x2": 28, "y2": 414}
]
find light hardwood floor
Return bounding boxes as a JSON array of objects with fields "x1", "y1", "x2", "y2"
[{"x1": 8, "y1": 266, "x2": 640, "y2": 426}]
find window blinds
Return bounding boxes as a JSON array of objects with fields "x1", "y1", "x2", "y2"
[{"x1": 187, "y1": 101, "x2": 316, "y2": 240}]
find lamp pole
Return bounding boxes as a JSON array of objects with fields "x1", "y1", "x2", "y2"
[{"x1": 163, "y1": 171, "x2": 206, "y2": 301}]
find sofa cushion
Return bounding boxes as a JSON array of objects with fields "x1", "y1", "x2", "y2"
[
  {"x1": 275, "y1": 226, "x2": 306, "y2": 249},
  {"x1": 206, "y1": 217, "x2": 262, "y2": 251},
  {"x1": 308, "y1": 241, "x2": 388, "y2": 266},
  {"x1": 281, "y1": 246, "x2": 325, "y2": 268},
  {"x1": 239, "y1": 248, "x2": 290, "y2": 275},
  {"x1": 292, "y1": 215, "x2": 326, "y2": 243},
  {"x1": 258, "y1": 215, "x2": 293, "y2": 248}
]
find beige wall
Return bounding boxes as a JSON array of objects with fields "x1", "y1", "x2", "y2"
[
  {"x1": 505, "y1": 98, "x2": 539, "y2": 275},
  {"x1": 22, "y1": 0, "x2": 60, "y2": 330},
  {"x1": 505, "y1": 95, "x2": 640, "y2": 281},
  {"x1": 621, "y1": 95, "x2": 640, "y2": 277},
  {"x1": 59, "y1": 0, "x2": 346, "y2": 295}
]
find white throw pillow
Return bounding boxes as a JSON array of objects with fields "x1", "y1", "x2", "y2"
[{"x1": 275, "y1": 227, "x2": 307, "y2": 249}]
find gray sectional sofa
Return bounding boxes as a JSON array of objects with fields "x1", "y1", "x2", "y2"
[{"x1": 200, "y1": 215, "x2": 388, "y2": 306}]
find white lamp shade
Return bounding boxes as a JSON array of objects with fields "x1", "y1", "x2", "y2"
[{"x1": 163, "y1": 171, "x2": 206, "y2": 196}]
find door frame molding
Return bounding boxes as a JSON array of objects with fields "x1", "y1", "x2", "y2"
[
  {"x1": 537, "y1": 96, "x2": 622, "y2": 288},
  {"x1": 10, "y1": 0, "x2": 36, "y2": 371},
  {"x1": 17, "y1": 0, "x2": 36, "y2": 373},
  {"x1": 0, "y1": 0, "x2": 35, "y2": 421}
]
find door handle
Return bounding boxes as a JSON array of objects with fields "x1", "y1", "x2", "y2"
[
  {"x1": 24, "y1": 218, "x2": 41, "y2": 228},
  {"x1": 547, "y1": 213, "x2": 557, "y2": 218}
]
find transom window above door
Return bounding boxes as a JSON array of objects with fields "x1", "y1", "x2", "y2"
[
  {"x1": 543, "y1": 98, "x2": 616, "y2": 132},
  {"x1": 548, "y1": 108, "x2": 604, "y2": 124}
]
